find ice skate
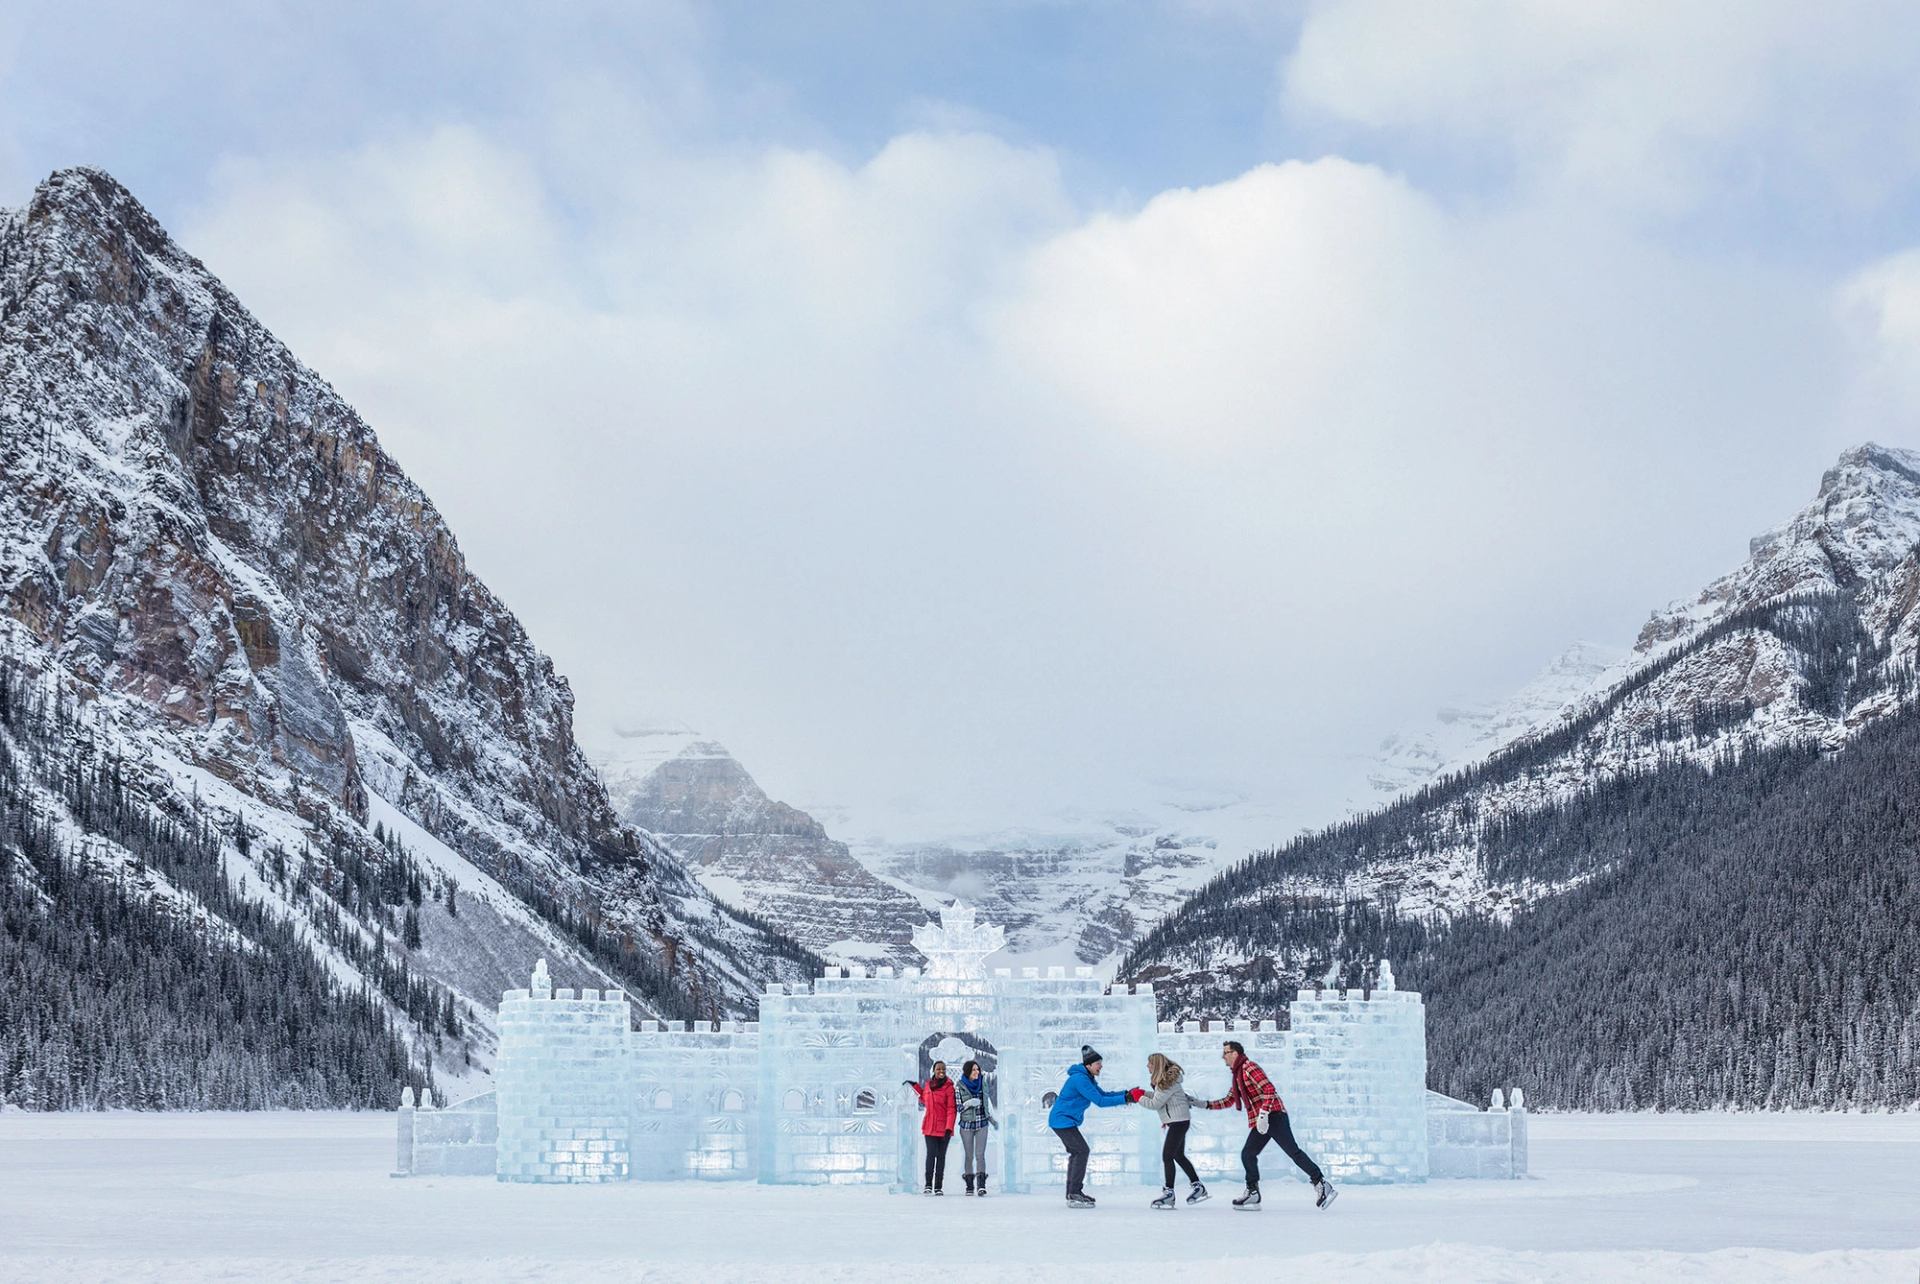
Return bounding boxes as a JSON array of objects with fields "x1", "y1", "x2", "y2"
[
  {"x1": 1232, "y1": 1185, "x2": 1261, "y2": 1210},
  {"x1": 1186, "y1": 1181, "x2": 1210, "y2": 1204},
  {"x1": 1150, "y1": 1187, "x2": 1176, "y2": 1209},
  {"x1": 1066, "y1": 1191, "x2": 1097, "y2": 1209},
  {"x1": 1315, "y1": 1179, "x2": 1339, "y2": 1209}
]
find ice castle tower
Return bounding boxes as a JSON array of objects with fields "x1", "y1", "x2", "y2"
[{"x1": 395, "y1": 905, "x2": 1528, "y2": 1187}]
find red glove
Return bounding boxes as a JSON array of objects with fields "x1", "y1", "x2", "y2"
[{"x1": 1128, "y1": 1087, "x2": 1145, "y2": 1103}]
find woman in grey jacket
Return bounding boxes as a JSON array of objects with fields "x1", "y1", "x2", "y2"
[{"x1": 1138, "y1": 1052, "x2": 1207, "y2": 1208}]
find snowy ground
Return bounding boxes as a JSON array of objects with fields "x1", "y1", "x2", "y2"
[{"x1": 2, "y1": 1112, "x2": 1916, "y2": 1282}]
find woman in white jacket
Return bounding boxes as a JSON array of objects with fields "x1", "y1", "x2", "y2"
[{"x1": 1137, "y1": 1052, "x2": 1207, "y2": 1208}]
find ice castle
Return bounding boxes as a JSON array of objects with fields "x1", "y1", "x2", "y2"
[{"x1": 393, "y1": 902, "x2": 1528, "y2": 1189}]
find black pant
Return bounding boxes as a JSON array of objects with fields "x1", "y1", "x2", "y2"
[
  {"x1": 923, "y1": 1134, "x2": 950, "y2": 1189},
  {"x1": 1241, "y1": 1110, "x2": 1323, "y2": 1187},
  {"x1": 1162, "y1": 1120, "x2": 1200, "y2": 1188},
  {"x1": 1052, "y1": 1125, "x2": 1090, "y2": 1195}
]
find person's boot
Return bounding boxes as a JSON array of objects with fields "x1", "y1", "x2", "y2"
[
  {"x1": 923, "y1": 1182, "x2": 934, "y2": 1195},
  {"x1": 1314, "y1": 1178, "x2": 1339, "y2": 1210},
  {"x1": 1232, "y1": 1185, "x2": 1262, "y2": 1210},
  {"x1": 1186, "y1": 1181, "x2": 1210, "y2": 1204},
  {"x1": 963, "y1": 1173, "x2": 976, "y2": 1196},
  {"x1": 976, "y1": 1174, "x2": 988, "y2": 1198},
  {"x1": 1150, "y1": 1187, "x2": 1176, "y2": 1210}
]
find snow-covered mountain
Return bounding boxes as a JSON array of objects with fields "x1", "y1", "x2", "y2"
[
  {"x1": 1125, "y1": 440, "x2": 1920, "y2": 997},
  {"x1": 0, "y1": 168, "x2": 814, "y2": 1106},
  {"x1": 592, "y1": 727, "x2": 927, "y2": 964}
]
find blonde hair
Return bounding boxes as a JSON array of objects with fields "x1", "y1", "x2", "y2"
[{"x1": 1147, "y1": 1052, "x2": 1183, "y2": 1091}]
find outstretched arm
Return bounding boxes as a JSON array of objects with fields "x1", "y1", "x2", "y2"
[{"x1": 1201, "y1": 1083, "x2": 1239, "y2": 1110}]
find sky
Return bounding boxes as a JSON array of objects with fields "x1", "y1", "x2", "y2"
[{"x1": 7, "y1": 1, "x2": 1920, "y2": 830}]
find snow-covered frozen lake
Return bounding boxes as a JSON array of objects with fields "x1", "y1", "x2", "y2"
[{"x1": 2, "y1": 1111, "x2": 1916, "y2": 1282}]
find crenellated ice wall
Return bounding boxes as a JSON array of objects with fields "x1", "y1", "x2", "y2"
[
  {"x1": 494, "y1": 961, "x2": 633, "y2": 1183},
  {"x1": 1286, "y1": 963, "x2": 1430, "y2": 1183},
  {"x1": 632, "y1": 1018, "x2": 761, "y2": 1180}
]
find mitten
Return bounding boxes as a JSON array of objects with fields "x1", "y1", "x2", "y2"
[
  {"x1": 1255, "y1": 1110, "x2": 1270, "y2": 1134},
  {"x1": 944, "y1": 1129, "x2": 953, "y2": 1139}
]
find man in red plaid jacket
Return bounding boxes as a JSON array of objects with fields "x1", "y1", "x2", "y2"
[{"x1": 1203, "y1": 1040, "x2": 1337, "y2": 1211}]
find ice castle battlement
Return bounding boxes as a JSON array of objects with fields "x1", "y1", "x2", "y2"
[{"x1": 396, "y1": 903, "x2": 1527, "y2": 1188}]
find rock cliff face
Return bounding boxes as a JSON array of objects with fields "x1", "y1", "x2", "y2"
[
  {"x1": 595, "y1": 727, "x2": 926, "y2": 964},
  {"x1": 0, "y1": 168, "x2": 813, "y2": 1087}
]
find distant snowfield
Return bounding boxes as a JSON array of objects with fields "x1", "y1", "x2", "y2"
[{"x1": 1, "y1": 1112, "x2": 1915, "y2": 1282}]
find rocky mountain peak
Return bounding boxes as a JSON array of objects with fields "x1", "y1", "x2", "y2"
[
  {"x1": 595, "y1": 729, "x2": 927, "y2": 965},
  {"x1": 1638, "y1": 442, "x2": 1920, "y2": 654},
  {"x1": 3, "y1": 165, "x2": 811, "y2": 1028}
]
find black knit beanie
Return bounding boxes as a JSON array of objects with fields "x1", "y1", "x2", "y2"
[{"x1": 1081, "y1": 1044, "x2": 1102, "y2": 1066}]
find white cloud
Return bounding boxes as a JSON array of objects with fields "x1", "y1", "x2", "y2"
[
  {"x1": 167, "y1": 15, "x2": 1904, "y2": 830},
  {"x1": 1838, "y1": 249, "x2": 1920, "y2": 418},
  {"x1": 1282, "y1": 0, "x2": 1920, "y2": 216},
  {"x1": 994, "y1": 159, "x2": 1452, "y2": 449}
]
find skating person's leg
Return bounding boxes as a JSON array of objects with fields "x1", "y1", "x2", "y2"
[
  {"x1": 1052, "y1": 1126, "x2": 1091, "y2": 1196},
  {"x1": 1239, "y1": 1124, "x2": 1264, "y2": 1189},
  {"x1": 1271, "y1": 1111, "x2": 1324, "y2": 1184},
  {"x1": 1165, "y1": 1120, "x2": 1199, "y2": 1185}
]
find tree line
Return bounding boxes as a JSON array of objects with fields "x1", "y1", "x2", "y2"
[{"x1": 1, "y1": 653, "x2": 438, "y2": 1109}]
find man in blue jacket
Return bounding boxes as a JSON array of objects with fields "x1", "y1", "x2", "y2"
[{"x1": 1048, "y1": 1044, "x2": 1142, "y2": 1208}]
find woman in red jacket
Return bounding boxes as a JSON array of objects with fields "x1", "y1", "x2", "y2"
[{"x1": 905, "y1": 1061, "x2": 958, "y2": 1194}]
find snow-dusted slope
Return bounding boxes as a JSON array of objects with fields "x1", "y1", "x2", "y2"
[
  {"x1": 1126, "y1": 441, "x2": 1920, "y2": 990},
  {"x1": 593, "y1": 728, "x2": 926, "y2": 964},
  {"x1": 1326, "y1": 443, "x2": 1920, "y2": 919},
  {"x1": 1362, "y1": 642, "x2": 1624, "y2": 802},
  {"x1": 0, "y1": 166, "x2": 814, "y2": 1088}
]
